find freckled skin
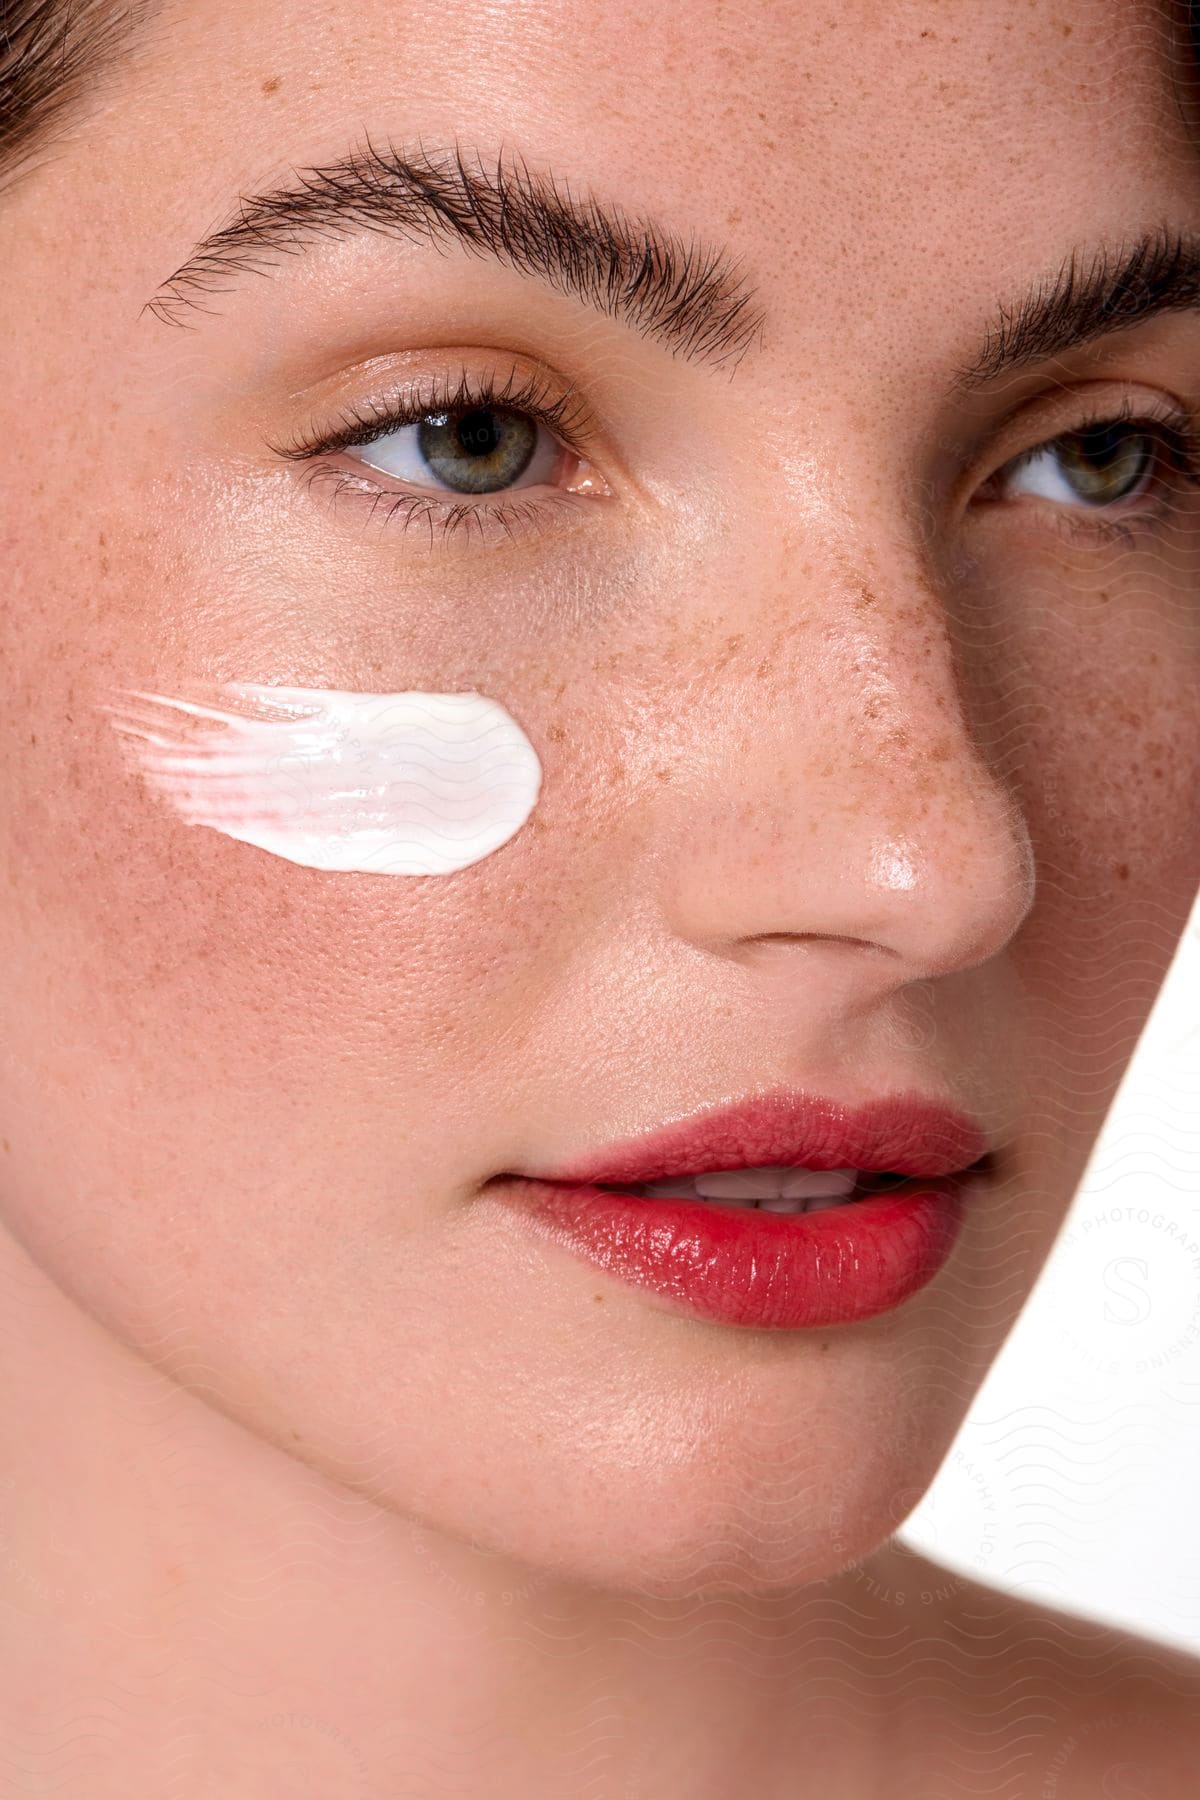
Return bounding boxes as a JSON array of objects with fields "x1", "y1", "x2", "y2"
[{"x1": 1, "y1": 0, "x2": 1200, "y2": 1795}]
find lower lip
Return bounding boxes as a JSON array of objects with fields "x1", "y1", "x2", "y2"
[{"x1": 492, "y1": 1175, "x2": 979, "y2": 1329}]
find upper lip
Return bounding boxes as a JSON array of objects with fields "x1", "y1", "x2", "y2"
[{"x1": 514, "y1": 1089, "x2": 994, "y2": 1187}]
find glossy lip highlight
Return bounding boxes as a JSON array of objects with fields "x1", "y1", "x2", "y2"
[
  {"x1": 489, "y1": 1089, "x2": 995, "y2": 1330},
  {"x1": 494, "y1": 1174, "x2": 979, "y2": 1329}
]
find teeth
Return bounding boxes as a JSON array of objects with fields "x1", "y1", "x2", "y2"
[
  {"x1": 690, "y1": 1165, "x2": 859, "y2": 1201},
  {"x1": 620, "y1": 1164, "x2": 865, "y2": 1212},
  {"x1": 693, "y1": 1167, "x2": 795, "y2": 1199},
  {"x1": 756, "y1": 1194, "x2": 810, "y2": 1214},
  {"x1": 636, "y1": 1177, "x2": 716, "y2": 1201},
  {"x1": 779, "y1": 1168, "x2": 860, "y2": 1199}
]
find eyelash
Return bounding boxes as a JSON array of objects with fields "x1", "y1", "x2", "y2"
[
  {"x1": 983, "y1": 395, "x2": 1200, "y2": 550},
  {"x1": 270, "y1": 363, "x2": 600, "y2": 548},
  {"x1": 274, "y1": 374, "x2": 1200, "y2": 556}
]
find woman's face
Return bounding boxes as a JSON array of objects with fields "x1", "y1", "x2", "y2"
[{"x1": 2, "y1": 0, "x2": 1198, "y2": 1595}]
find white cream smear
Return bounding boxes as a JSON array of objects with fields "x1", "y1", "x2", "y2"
[{"x1": 99, "y1": 683, "x2": 543, "y2": 874}]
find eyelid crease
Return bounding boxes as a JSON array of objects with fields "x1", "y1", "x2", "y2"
[
  {"x1": 987, "y1": 395, "x2": 1200, "y2": 515},
  {"x1": 266, "y1": 356, "x2": 615, "y2": 549},
  {"x1": 276, "y1": 365, "x2": 1200, "y2": 554},
  {"x1": 265, "y1": 357, "x2": 600, "y2": 464},
  {"x1": 998, "y1": 392, "x2": 1200, "y2": 480},
  {"x1": 975, "y1": 394, "x2": 1200, "y2": 553},
  {"x1": 951, "y1": 385, "x2": 1200, "y2": 520},
  {"x1": 142, "y1": 135, "x2": 767, "y2": 375}
]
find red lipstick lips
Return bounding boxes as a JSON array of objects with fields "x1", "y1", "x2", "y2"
[{"x1": 491, "y1": 1090, "x2": 993, "y2": 1330}]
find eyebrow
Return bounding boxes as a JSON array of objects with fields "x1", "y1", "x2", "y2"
[
  {"x1": 142, "y1": 136, "x2": 767, "y2": 372},
  {"x1": 953, "y1": 224, "x2": 1200, "y2": 391},
  {"x1": 145, "y1": 141, "x2": 1200, "y2": 398}
]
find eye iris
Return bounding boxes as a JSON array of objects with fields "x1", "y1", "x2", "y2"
[
  {"x1": 417, "y1": 405, "x2": 538, "y2": 495},
  {"x1": 1057, "y1": 423, "x2": 1151, "y2": 505}
]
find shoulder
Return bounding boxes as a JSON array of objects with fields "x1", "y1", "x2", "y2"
[
  {"x1": 1024, "y1": 1613, "x2": 1200, "y2": 1799},
  {"x1": 879, "y1": 1543, "x2": 1200, "y2": 1798},
  {"x1": 957, "y1": 1568, "x2": 1200, "y2": 1796}
]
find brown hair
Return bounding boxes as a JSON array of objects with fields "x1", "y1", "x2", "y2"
[{"x1": 0, "y1": 0, "x2": 151, "y2": 189}]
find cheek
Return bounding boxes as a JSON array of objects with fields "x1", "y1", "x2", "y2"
[
  {"x1": 1023, "y1": 650, "x2": 1200, "y2": 899},
  {"x1": 42, "y1": 772, "x2": 546, "y2": 1108},
  {"x1": 960, "y1": 534, "x2": 1200, "y2": 903},
  {"x1": 0, "y1": 676, "x2": 563, "y2": 1280},
  {"x1": 983, "y1": 580, "x2": 1200, "y2": 1202}
]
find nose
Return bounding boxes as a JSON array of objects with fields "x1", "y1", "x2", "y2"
[{"x1": 653, "y1": 563, "x2": 1036, "y2": 1013}]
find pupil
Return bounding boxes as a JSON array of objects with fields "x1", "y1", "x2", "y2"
[
  {"x1": 1077, "y1": 423, "x2": 1125, "y2": 467},
  {"x1": 1061, "y1": 422, "x2": 1148, "y2": 504},
  {"x1": 457, "y1": 409, "x2": 501, "y2": 457}
]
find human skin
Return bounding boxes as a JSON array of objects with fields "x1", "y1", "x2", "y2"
[{"x1": 2, "y1": 0, "x2": 1200, "y2": 1793}]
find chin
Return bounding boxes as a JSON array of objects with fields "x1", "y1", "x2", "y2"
[
  {"x1": 392, "y1": 1378, "x2": 965, "y2": 1603},
  {"x1": 449, "y1": 1476, "x2": 928, "y2": 1604}
]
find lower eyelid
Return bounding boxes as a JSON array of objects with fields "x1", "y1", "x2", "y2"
[
  {"x1": 987, "y1": 410, "x2": 1200, "y2": 502},
  {"x1": 297, "y1": 460, "x2": 599, "y2": 550}
]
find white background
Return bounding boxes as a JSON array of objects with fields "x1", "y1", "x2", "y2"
[{"x1": 900, "y1": 885, "x2": 1200, "y2": 1649}]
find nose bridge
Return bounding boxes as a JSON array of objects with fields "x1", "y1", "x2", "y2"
[{"x1": 656, "y1": 555, "x2": 1037, "y2": 989}]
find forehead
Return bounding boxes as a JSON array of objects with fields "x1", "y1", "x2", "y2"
[
  {"x1": 110, "y1": 0, "x2": 1191, "y2": 348},
  {"x1": 132, "y1": 0, "x2": 1184, "y2": 194}
]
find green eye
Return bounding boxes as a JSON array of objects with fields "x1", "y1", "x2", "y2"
[
  {"x1": 1050, "y1": 422, "x2": 1153, "y2": 504},
  {"x1": 349, "y1": 402, "x2": 559, "y2": 496},
  {"x1": 987, "y1": 404, "x2": 1200, "y2": 519},
  {"x1": 412, "y1": 406, "x2": 541, "y2": 494}
]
